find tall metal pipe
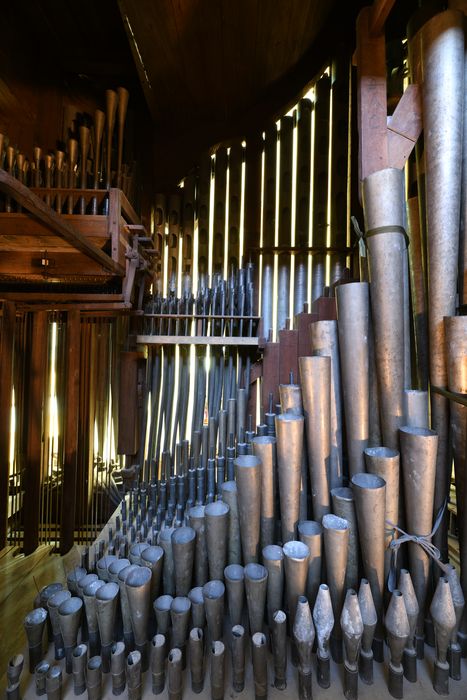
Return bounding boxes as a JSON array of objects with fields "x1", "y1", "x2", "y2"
[
  {"x1": 251, "y1": 632, "x2": 268, "y2": 700},
  {"x1": 117, "y1": 565, "x2": 139, "y2": 651},
  {"x1": 313, "y1": 584, "x2": 334, "y2": 689},
  {"x1": 72, "y1": 644, "x2": 87, "y2": 696},
  {"x1": 406, "y1": 197, "x2": 429, "y2": 390},
  {"x1": 35, "y1": 660, "x2": 49, "y2": 698},
  {"x1": 111, "y1": 641, "x2": 126, "y2": 696},
  {"x1": 167, "y1": 648, "x2": 182, "y2": 700},
  {"x1": 351, "y1": 472, "x2": 386, "y2": 661},
  {"x1": 282, "y1": 540, "x2": 310, "y2": 632},
  {"x1": 278, "y1": 381, "x2": 308, "y2": 522},
  {"x1": 58, "y1": 598, "x2": 83, "y2": 674},
  {"x1": 252, "y1": 436, "x2": 277, "y2": 549},
  {"x1": 125, "y1": 566, "x2": 152, "y2": 670},
  {"x1": 154, "y1": 595, "x2": 173, "y2": 637},
  {"x1": 170, "y1": 597, "x2": 191, "y2": 669},
  {"x1": 189, "y1": 627, "x2": 205, "y2": 693},
  {"x1": 202, "y1": 580, "x2": 225, "y2": 642},
  {"x1": 362, "y1": 167, "x2": 406, "y2": 450},
  {"x1": 262, "y1": 545, "x2": 284, "y2": 626},
  {"x1": 126, "y1": 650, "x2": 142, "y2": 700},
  {"x1": 299, "y1": 356, "x2": 331, "y2": 521},
  {"x1": 404, "y1": 390, "x2": 429, "y2": 428},
  {"x1": 219, "y1": 481, "x2": 242, "y2": 565},
  {"x1": 46, "y1": 666, "x2": 62, "y2": 700},
  {"x1": 244, "y1": 563, "x2": 268, "y2": 635},
  {"x1": 230, "y1": 625, "x2": 246, "y2": 692},
  {"x1": 188, "y1": 506, "x2": 209, "y2": 586},
  {"x1": 297, "y1": 521, "x2": 322, "y2": 608},
  {"x1": 234, "y1": 455, "x2": 261, "y2": 563},
  {"x1": 420, "y1": 8, "x2": 464, "y2": 561},
  {"x1": 95, "y1": 582, "x2": 119, "y2": 672},
  {"x1": 322, "y1": 514, "x2": 349, "y2": 663},
  {"x1": 271, "y1": 610, "x2": 287, "y2": 690},
  {"x1": 310, "y1": 320, "x2": 343, "y2": 489},
  {"x1": 445, "y1": 563, "x2": 465, "y2": 680},
  {"x1": 189, "y1": 586, "x2": 206, "y2": 629},
  {"x1": 205, "y1": 502, "x2": 230, "y2": 580},
  {"x1": 210, "y1": 640, "x2": 226, "y2": 700},
  {"x1": 48, "y1": 590, "x2": 72, "y2": 661},
  {"x1": 159, "y1": 527, "x2": 176, "y2": 596},
  {"x1": 331, "y1": 488, "x2": 359, "y2": 591},
  {"x1": 224, "y1": 564, "x2": 245, "y2": 627},
  {"x1": 141, "y1": 546, "x2": 164, "y2": 601},
  {"x1": 150, "y1": 634, "x2": 166, "y2": 695},
  {"x1": 24, "y1": 608, "x2": 48, "y2": 674},
  {"x1": 274, "y1": 411, "x2": 305, "y2": 543},
  {"x1": 399, "y1": 425, "x2": 438, "y2": 654},
  {"x1": 336, "y1": 282, "x2": 370, "y2": 476}
]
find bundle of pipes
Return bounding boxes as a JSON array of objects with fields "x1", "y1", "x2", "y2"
[{"x1": 0, "y1": 86, "x2": 135, "y2": 213}]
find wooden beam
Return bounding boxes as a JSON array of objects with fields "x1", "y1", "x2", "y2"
[
  {"x1": 0, "y1": 302, "x2": 15, "y2": 548},
  {"x1": 387, "y1": 83, "x2": 423, "y2": 169},
  {"x1": 60, "y1": 310, "x2": 81, "y2": 555},
  {"x1": 0, "y1": 169, "x2": 123, "y2": 275},
  {"x1": 23, "y1": 311, "x2": 48, "y2": 555},
  {"x1": 136, "y1": 336, "x2": 259, "y2": 346},
  {"x1": 369, "y1": 0, "x2": 397, "y2": 37}
]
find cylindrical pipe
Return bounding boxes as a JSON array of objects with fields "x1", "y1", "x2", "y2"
[
  {"x1": 271, "y1": 610, "x2": 287, "y2": 690},
  {"x1": 188, "y1": 506, "x2": 209, "y2": 586},
  {"x1": 322, "y1": 513, "x2": 349, "y2": 663},
  {"x1": 385, "y1": 590, "x2": 410, "y2": 700},
  {"x1": 126, "y1": 650, "x2": 142, "y2": 700},
  {"x1": 341, "y1": 589, "x2": 363, "y2": 700},
  {"x1": 58, "y1": 597, "x2": 83, "y2": 674},
  {"x1": 275, "y1": 414, "x2": 304, "y2": 542},
  {"x1": 210, "y1": 640, "x2": 226, "y2": 700},
  {"x1": 244, "y1": 563, "x2": 268, "y2": 635},
  {"x1": 48, "y1": 589, "x2": 72, "y2": 660},
  {"x1": 219, "y1": 481, "x2": 242, "y2": 565},
  {"x1": 170, "y1": 597, "x2": 191, "y2": 669},
  {"x1": 404, "y1": 390, "x2": 429, "y2": 428},
  {"x1": 331, "y1": 488, "x2": 359, "y2": 591},
  {"x1": 336, "y1": 282, "x2": 370, "y2": 475},
  {"x1": 95, "y1": 582, "x2": 119, "y2": 673},
  {"x1": 172, "y1": 526, "x2": 196, "y2": 595},
  {"x1": 252, "y1": 436, "x2": 277, "y2": 549},
  {"x1": 282, "y1": 540, "x2": 310, "y2": 631},
  {"x1": 154, "y1": 595, "x2": 173, "y2": 637},
  {"x1": 150, "y1": 634, "x2": 166, "y2": 695},
  {"x1": 398, "y1": 569, "x2": 419, "y2": 683},
  {"x1": 252, "y1": 632, "x2": 268, "y2": 700},
  {"x1": 35, "y1": 660, "x2": 49, "y2": 697},
  {"x1": 234, "y1": 455, "x2": 261, "y2": 563},
  {"x1": 141, "y1": 545, "x2": 164, "y2": 601},
  {"x1": 188, "y1": 586, "x2": 206, "y2": 629},
  {"x1": 125, "y1": 566, "x2": 151, "y2": 670},
  {"x1": 189, "y1": 627, "x2": 205, "y2": 693},
  {"x1": 111, "y1": 641, "x2": 126, "y2": 696},
  {"x1": 445, "y1": 563, "x2": 464, "y2": 680},
  {"x1": 224, "y1": 564, "x2": 245, "y2": 627},
  {"x1": 24, "y1": 607, "x2": 48, "y2": 674},
  {"x1": 46, "y1": 665, "x2": 63, "y2": 700},
  {"x1": 202, "y1": 580, "x2": 225, "y2": 642},
  {"x1": 72, "y1": 644, "x2": 87, "y2": 696},
  {"x1": 293, "y1": 596, "x2": 314, "y2": 700},
  {"x1": 167, "y1": 648, "x2": 183, "y2": 700},
  {"x1": 299, "y1": 355, "x2": 331, "y2": 521},
  {"x1": 313, "y1": 583, "x2": 334, "y2": 689},
  {"x1": 262, "y1": 544, "x2": 284, "y2": 626},
  {"x1": 430, "y1": 576, "x2": 457, "y2": 695},
  {"x1": 159, "y1": 527, "x2": 176, "y2": 596},
  {"x1": 205, "y1": 502, "x2": 230, "y2": 580},
  {"x1": 85, "y1": 657, "x2": 101, "y2": 700},
  {"x1": 278, "y1": 381, "x2": 308, "y2": 522},
  {"x1": 230, "y1": 624, "x2": 246, "y2": 692},
  {"x1": 358, "y1": 578, "x2": 377, "y2": 684}
]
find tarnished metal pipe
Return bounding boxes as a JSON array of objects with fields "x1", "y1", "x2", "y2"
[
  {"x1": 126, "y1": 650, "x2": 142, "y2": 700},
  {"x1": 46, "y1": 665, "x2": 63, "y2": 700},
  {"x1": 336, "y1": 282, "x2": 370, "y2": 475},
  {"x1": 224, "y1": 564, "x2": 245, "y2": 627},
  {"x1": 235, "y1": 455, "x2": 261, "y2": 563},
  {"x1": 252, "y1": 436, "x2": 277, "y2": 549},
  {"x1": 202, "y1": 580, "x2": 225, "y2": 642},
  {"x1": 293, "y1": 596, "x2": 314, "y2": 700},
  {"x1": 262, "y1": 545, "x2": 284, "y2": 626},
  {"x1": 385, "y1": 590, "x2": 410, "y2": 699},
  {"x1": 35, "y1": 660, "x2": 49, "y2": 697},
  {"x1": 150, "y1": 634, "x2": 166, "y2": 694},
  {"x1": 219, "y1": 481, "x2": 242, "y2": 565},
  {"x1": 159, "y1": 527, "x2": 176, "y2": 596},
  {"x1": 331, "y1": 488, "x2": 359, "y2": 591},
  {"x1": 172, "y1": 526, "x2": 196, "y2": 595},
  {"x1": 445, "y1": 564, "x2": 464, "y2": 681},
  {"x1": 189, "y1": 586, "x2": 206, "y2": 629},
  {"x1": 58, "y1": 598, "x2": 83, "y2": 674},
  {"x1": 299, "y1": 355, "x2": 331, "y2": 521},
  {"x1": 189, "y1": 627, "x2": 205, "y2": 693},
  {"x1": 170, "y1": 596, "x2": 191, "y2": 669},
  {"x1": 96, "y1": 582, "x2": 119, "y2": 672},
  {"x1": 313, "y1": 583, "x2": 334, "y2": 689},
  {"x1": 154, "y1": 595, "x2": 173, "y2": 637},
  {"x1": 83, "y1": 579, "x2": 105, "y2": 657},
  {"x1": 406, "y1": 197, "x2": 429, "y2": 390},
  {"x1": 85, "y1": 657, "x2": 102, "y2": 700},
  {"x1": 125, "y1": 566, "x2": 152, "y2": 670},
  {"x1": 271, "y1": 610, "x2": 287, "y2": 690},
  {"x1": 230, "y1": 624, "x2": 246, "y2": 692},
  {"x1": 283, "y1": 540, "x2": 310, "y2": 633},
  {"x1": 72, "y1": 644, "x2": 87, "y2": 695},
  {"x1": 141, "y1": 545, "x2": 164, "y2": 601},
  {"x1": 275, "y1": 414, "x2": 305, "y2": 541},
  {"x1": 24, "y1": 607, "x2": 48, "y2": 674},
  {"x1": 430, "y1": 576, "x2": 456, "y2": 695},
  {"x1": 188, "y1": 505, "x2": 209, "y2": 586},
  {"x1": 322, "y1": 513, "x2": 349, "y2": 663},
  {"x1": 398, "y1": 569, "x2": 419, "y2": 683},
  {"x1": 111, "y1": 641, "x2": 126, "y2": 696},
  {"x1": 48, "y1": 589, "x2": 72, "y2": 660},
  {"x1": 404, "y1": 390, "x2": 429, "y2": 428},
  {"x1": 252, "y1": 632, "x2": 268, "y2": 700},
  {"x1": 278, "y1": 380, "x2": 307, "y2": 522},
  {"x1": 167, "y1": 648, "x2": 183, "y2": 700},
  {"x1": 341, "y1": 589, "x2": 363, "y2": 700},
  {"x1": 210, "y1": 640, "x2": 226, "y2": 700},
  {"x1": 205, "y1": 502, "x2": 230, "y2": 580},
  {"x1": 245, "y1": 563, "x2": 268, "y2": 634},
  {"x1": 358, "y1": 578, "x2": 377, "y2": 684}
]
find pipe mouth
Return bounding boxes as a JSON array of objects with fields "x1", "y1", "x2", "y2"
[
  {"x1": 322, "y1": 514, "x2": 349, "y2": 531},
  {"x1": 330, "y1": 487, "x2": 354, "y2": 502},
  {"x1": 73, "y1": 644, "x2": 88, "y2": 658},
  {"x1": 58, "y1": 596, "x2": 83, "y2": 616},
  {"x1": 202, "y1": 580, "x2": 225, "y2": 599},
  {"x1": 205, "y1": 501, "x2": 229, "y2": 518},
  {"x1": 159, "y1": 527, "x2": 175, "y2": 543},
  {"x1": 319, "y1": 583, "x2": 329, "y2": 592},
  {"x1": 364, "y1": 446, "x2": 399, "y2": 459},
  {"x1": 127, "y1": 651, "x2": 141, "y2": 667},
  {"x1": 252, "y1": 632, "x2": 267, "y2": 646},
  {"x1": 118, "y1": 564, "x2": 140, "y2": 584},
  {"x1": 40, "y1": 582, "x2": 63, "y2": 603},
  {"x1": 399, "y1": 426, "x2": 437, "y2": 438},
  {"x1": 112, "y1": 642, "x2": 125, "y2": 656},
  {"x1": 96, "y1": 582, "x2": 119, "y2": 601},
  {"x1": 234, "y1": 455, "x2": 261, "y2": 468},
  {"x1": 252, "y1": 436, "x2": 276, "y2": 445},
  {"x1": 126, "y1": 566, "x2": 152, "y2": 588},
  {"x1": 220, "y1": 481, "x2": 237, "y2": 494},
  {"x1": 351, "y1": 473, "x2": 386, "y2": 490},
  {"x1": 190, "y1": 627, "x2": 203, "y2": 641},
  {"x1": 47, "y1": 665, "x2": 62, "y2": 680},
  {"x1": 152, "y1": 634, "x2": 166, "y2": 648},
  {"x1": 211, "y1": 640, "x2": 225, "y2": 655},
  {"x1": 96, "y1": 556, "x2": 117, "y2": 573},
  {"x1": 188, "y1": 504, "x2": 206, "y2": 519},
  {"x1": 35, "y1": 660, "x2": 50, "y2": 675},
  {"x1": 262, "y1": 544, "x2": 284, "y2": 561},
  {"x1": 244, "y1": 563, "x2": 268, "y2": 581},
  {"x1": 232, "y1": 624, "x2": 245, "y2": 637},
  {"x1": 188, "y1": 587, "x2": 204, "y2": 604},
  {"x1": 9, "y1": 654, "x2": 24, "y2": 669},
  {"x1": 283, "y1": 540, "x2": 310, "y2": 560},
  {"x1": 129, "y1": 543, "x2": 150, "y2": 561},
  {"x1": 272, "y1": 609, "x2": 286, "y2": 624},
  {"x1": 274, "y1": 413, "x2": 304, "y2": 425},
  {"x1": 48, "y1": 589, "x2": 71, "y2": 611},
  {"x1": 224, "y1": 564, "x2": 244, "y2": 581},
  {"x1": 67, "y1": 567, "x2": 87, "y2": 589},
  {"x1": 108, "y1": 559, "x2": 131, "y2": 578},
  {"x1": 77, "y1": 574, "x2": 99, "y2": 593},
  {"x1": 87, "y1": 656, "x2": 102, "y2": 671},
  {"x1": 171, "y1": 596, "x2": 191, "y2": 614},
  {"x1": 83, "y1": 580, "x2": 105, "y2": 597},
  {"x1": 154, "y1": 595, "x2": 174, "y2": 612},
  {"x1": 141, "y1": 546, "x2": 164, "y2": 565},
  {"x1": 168, "y1": 648, "x2": 182, "y2": 663},
  {"x1": 25, "y1": 607, "x2": 48, "y2": 627}
]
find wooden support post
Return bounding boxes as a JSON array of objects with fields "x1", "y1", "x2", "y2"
[
  {"x1": 23, "y1": 311, "x2": 48, "y2": 555},
  {"x1": 117, "y1": 351, "x2": 145, "y2": 457},
  {"x1": 296, "y1": 310, "x2": 317, "y2": 360},
  {"x1": 262, "y1": 341, "x2": 280, "y2": 416},
  {"x1": 278, "y1": 329, "x2": 299, "y2": 386},
  {"x1": 60, "y1": 310, "x2": 81, "y2": 554},
  {"x1": 0, "y1": 302, "x2": 15, "y2": 548}
]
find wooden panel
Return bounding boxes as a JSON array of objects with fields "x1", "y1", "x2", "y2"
[
  {"x1": 0, "y1": 302, "x2": 15, "y2": 547},
  {"x1": 117, "y1": 351, "x2": 145, "y2": 456},
  {"x1": 296, "y1": 310, "x2": 318, "y2": 359},
  {"x1": 278, "y1": 329, "x2": 299, "y2": 386},
  {"x1": 0, "y1": 251, "x2": 116, "y2": 282},
  {"x1": 182, "y1": 174, "x2": 195, "y2": 276},
  {"x1": 262, "y1": 341, "x2": 280, "y2": 415},
  {"x1": 197, "y1": 153, "x2": 211, "y2": 277}
]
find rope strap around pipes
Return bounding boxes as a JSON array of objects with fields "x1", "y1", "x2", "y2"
[{"x1": 364, "y1": 225, "x2": 410, "y2": 248}]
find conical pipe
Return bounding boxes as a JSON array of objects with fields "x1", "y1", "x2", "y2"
[
  {"x1": 46, "y1": 665, "x2": 63, "y2": 700},
  {"x1": 398, "y1": 568, "x2": 419, "y2": 683},
  {"x1": 7, "y1": 654, "x2": 24, "y2": 687},
  {"x1": 205, "y1": 502, "x2": 230, "y2": 580},
  {"x1": 234, "y1": 455, "x2": 261, "y2": 563},
  {"x1": 282, "y1": 540, "x2": 310, "y2": 632},
  {"x1": 322, "y1": 513, "x2": 349, "y2": 663},
  {"x1": 188, "y1": 505, "x2": 209, "y2": 586},
  {"x1": 58, "y1": 597, "x2": 83, "y2": 674},
  {"x1": 67, "y1": 568, "x2": 87, "y2": 594},
  {"x1": 385, "y1": 590, "x2": 410, "y2": 699},
  {"x1": 293, "y1": 596, "x2": 314, "y2": 700},
  {"x1": 336, "y1": 282, "x2": 370, "y2": 475},
  {"x1": 150, "y1": 634, "x2": 166, "y2": 695},
  {"x1": 278, "y1": 382, "x2": 307, "y2": 522},
  {"x1": 330, "y1": 489, "x2": 359, "y2": 591},
  {"x1": 159, "y1": 527, "x2": 176, "y2": 596},
  {"x1": 219, "y1": 481, "x2": 242, "y2": 565},
  {"x1": 170, "y1": 597, "x2": 191, "y2": 669},
  {"x1": 189, "y1": 627, "x2": 205, "y2": 693},
  {"x1": 362, "y1": 167, "x2": 406, "y2": 451},
  {"x1": 341, "y1": 589, "x2": 363, "y2": 700},
  {"x1": 364, "y1": 447, "x2": 400, "y2": 583},
  {"x1": 351, "y1": 472, "x2": 386, "y2": 660},
  {"x1": 35, "y1": 660, "x2": 49, "y2": 697},
  {"x1": 244, "y1": 563, "x2": 268, "y2": 635},
  {"x1": 251, "y1": 632, "x2": 268, "y2": 700},
  {"x1": 167, "y1": 647, "x2": 182, "y2": 700},
  {"x1": 188, "y1": 586, "x2": 206, "y2": 629},
  {"x1": 96, "y1": 556, "x2": 117, "y2": 582},
  {"x1": 202, "y1": 580, "x2": 225, "y2": 642},
  {"x1": 313, "y1": 583, "x2": 334, "y2": 689},
  {"x1": 40, "y1": 582, "x2": 63, "y2": 644},
  {"x1": 111, "y1": 641, "x2": 126, "y2": 696},
  {"x1": 297, "y1": 520, "x2": 323, "y2": 609},
  {"x1": 421, "y1": 8, "x2": 464, "y2": 562},
  {"x1": 86, "y1": 657, "x2": 102, "y2": 700},
  {"x1": 230, "y1": 624, "x2": 246, "y2": 692},
  {"x1": 299, "y1": 356, "x2": 331, "y2": 521},
  {"x1": 399, "y1": 425, "x2": 438, "y2": 650},
  {"x1": 275, "y1": 414, "x2": 304, "y2": 542},
  {"x1": 48, "y1": 589, "x2": 71, "y2": 661},
  {"x1": 117, "y1": 564, "x2": 139, "y2": 651},
  {"x1": 72, "y1": 644, "x2": 87, "y2": 696},
  {"x1": 95, "y1": 582, "x2": 119, "y2": 672},
  {"x1": 171, "y1": 527, "x2": 196, "y2": 595},
  {"x1": 154, "y1": 595, "x2": 173, "y2": 636},
  {"x1": 252, "y1": 436, "x2": 277, "y2": 549},
  {"x1": 406, "y1": 197, "x2": 429, "y2": 390},
  {"x1": 358, "y1": 578, "x2": 377, "y2": 685},
  {"x1": 210, "y1": 640, "x2": 225, "y2": 700},
  {"x1": 262, "y1": 545, "x2": 284, "y2": 626},
  {"x1": 125, "y1": 566, "x2": 152, "y2": 670},
  {"x1": 224, "y1": 564, "x2": 244, "y2": 627},
  {"x1": 141, "y1": 546, "x2": 164, "y2": 601},
  {"x1": 430, "y1": 576, "x2": 457, "y2": 695},
  {"x1": 310, "y1": 319, "x2": 344, "y2": 489},
  {"x1": 445, "y1": 563, "x2": 464, "y2": 680},
  {"x1": 126, "y1": 650, "x2": 142, "y2": 700}
]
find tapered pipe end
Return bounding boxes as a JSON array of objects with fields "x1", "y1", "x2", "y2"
[
  {"x1": 415, "y1": 635, "x2": 424, "y2": 660},
  {"x1": 273, "y1": 677, "x2": 286, "y2": 691},
  {"x1": 330, "y1": 635, "x2": 343, "y2": 664},
  {"x1": 234, "y1": 680, "x2": 246, "y2": 692},
  {"x1": 344, "y1": 663, "x2": 359, "y2": 700},
  {"x1": 372, "y1": 636, "x2": 384, "y2": 663},
  {"x1": 433, "y1": 660, "x2": 449, "y2": 696},
  {"x1": 192, "y1": 680, "x2": 204, "y2": 694},
  {"x1": 403, "y1": 648, "x2": 417, "y2": 683},
  {"x1": 388, "y1": 663, "x2": 404, "y2": 699},
  {"x1": 317, "y1": 654, "x2": 330, "y2": 689},
  {"x1": 6, "y1": 683, "x2": 21, "y2": 700},
  {"x1": 359, "y1": 649, "x2": 373, "y2": 685},
  {"x1": 448, "y1": 644, "x2": 461, "y2": 681},
  {"x1": 152, "y1": 680, "x2": 165, "y2": 695}
]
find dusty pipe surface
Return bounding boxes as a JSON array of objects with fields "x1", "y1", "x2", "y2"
[
  {"x1": 244, "y1": 563, "x2": 268, "y2": 635},
  {"x1": 96, "y1": 582, "x2": 119, "y2": 673},
  {"x1": 275, "y1": 413, "x2": 304, "y2": 542},
  {"x1": 278, "y1": 381, "x2": 308, "y2": 521},
  {"x1": 406, "y1": 197, "x2": 429, "y2": 390},
  {"x1": 35, "y1": 660, "x2": 49, "y2": 696},
  {"x1": 126, "y1": 650, "x2": 142, "y2": 700},
  {"x1": 48, "y1": 589, "x2": 72, "y2": 660},
  {"x1": 141, "y1": 546, "x2": 164, "y2": 600},
  {"x1": 310, "y1": 320, "x2": 343, "y2": 489},
  {"x1": 170, "y1": 597, "x2": 191, "y2": 669},
  {"x1": 404, "y1": 390, "x2": 429, "y2": 428},
  {"x1": 262, "y1": 545, "x2": 284, "y2": 626},
  {"x1": 83, "y1": 579, "x2": 105, "y2": 657},
  {"x1": 117, "y1": 565, "x2": 139, "y2": 651},
  {"x1": 40, "y1": 583, "x2": 63, "y2": 644},
  {"x1": 313, "y1": 584, "x2": 334, "y2": 689},
  {"x1": 159, "y1": 527, "x2": 176, "y2": 596},
  {"x1": 219, "y1": 481, "x2": 242, "y2": 565},
  {"x1": 293, "y1": 596, "x2": 314, "y2": 700},
  {"x1": 322, "y1": 513, "x2": 349, "y2": 663},
  {"x1": 58, "y1": 597, "x2": 83, "y2": 674},
  {"x1": 358, "y1": 578, "x2": 377, "y2": 684},
  {"x1": 205, "y1": 502, "x2": 230, "y2": 580},
  {"x1": 128, "y1": 544, "x2": 149, "y2": 566},
  {"x1": 154, "y1": 595, "x2": 173, "y2": 636},
  {"x1": 202, "y1": 580, "x2": 225, "y2": 642},
  {"x1": 283, "y1": 540, "x2": 310, "y2": 632},
  {"x1": 125, "y1": 566, "x2": 152, "y2": 670},
  {"x1": 230, "y1": 624, "x2": 246, "y2": 692},
  {"x1": 298, "y1": 520, "x2": 322, "y2": 608},
  {"x1": 341, "y1": 589, "x2": 363, "y2": 700},
  {"x1": 85, "y1": 656, "x2": 102, "y2": 700},
  {"x1": 399, "y1": 425, "x2": 438, "y2": 651},
  {"x1": 210, "y1": 640, "x2": 226, "y2": 700},
  {"x1": 234, "y1": 455, "x2": 261, "y2": 563},
  {"x1": 398, "y1": 569, "x2": 419, "y2": 683},
  {"x1": 385, "y1": 590, "x2": 410, "y2": 699},
  {"x1": 299, "y1": 355, "x2": 331, "y2": 521},
  {"x1": 111, "y1": 641, "x2": 126, "y2": 695},
  {"x1": 252, "y1": 436, "x2": 277, "y2": 549},
  {"x1": 189, "y1": 627, "x2": 205, "y2": 693},
  {"x1": 224, "y1": 564, "x2": 245, "y2": 627},
  {"x1": 330, "y1": 488, "x2": 359, "y2": 591},
  {"x1": 336, "y1": 282, "x2": 370, "y2": 475},
  {"x1": 188, "y1": 505, "x2": 209, "y2": 586},
  {"x1": 252, "y1": 632, "x2": 268, "y2": 700},
  {"x1": 430, "y1": 576, "x2": 457, "y2": 695},
  {"x1": 188, "y1": 586, "x2": 206, "y2": 629},
  {"x1": 172, "y1": 526, "x2": 196, "y2": 595},
  {"x1": 46, "y1": 665, "x2": 63, "y2": 700},
  {"x1": 67, "y1": 568, "x2": 87, "y2": 594},
  {"x1": 271, "y1": 610, "x2": 287, "y2": 689},
  {"x1": 167, "y1": 647, "x2": 183, "y2": 700},
  {"x1": 150, "y1": 634, "x2": 166, "y2": 695},
  {"x1": 72, "y1": 644, "x2": 87, "y2": 695}
]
